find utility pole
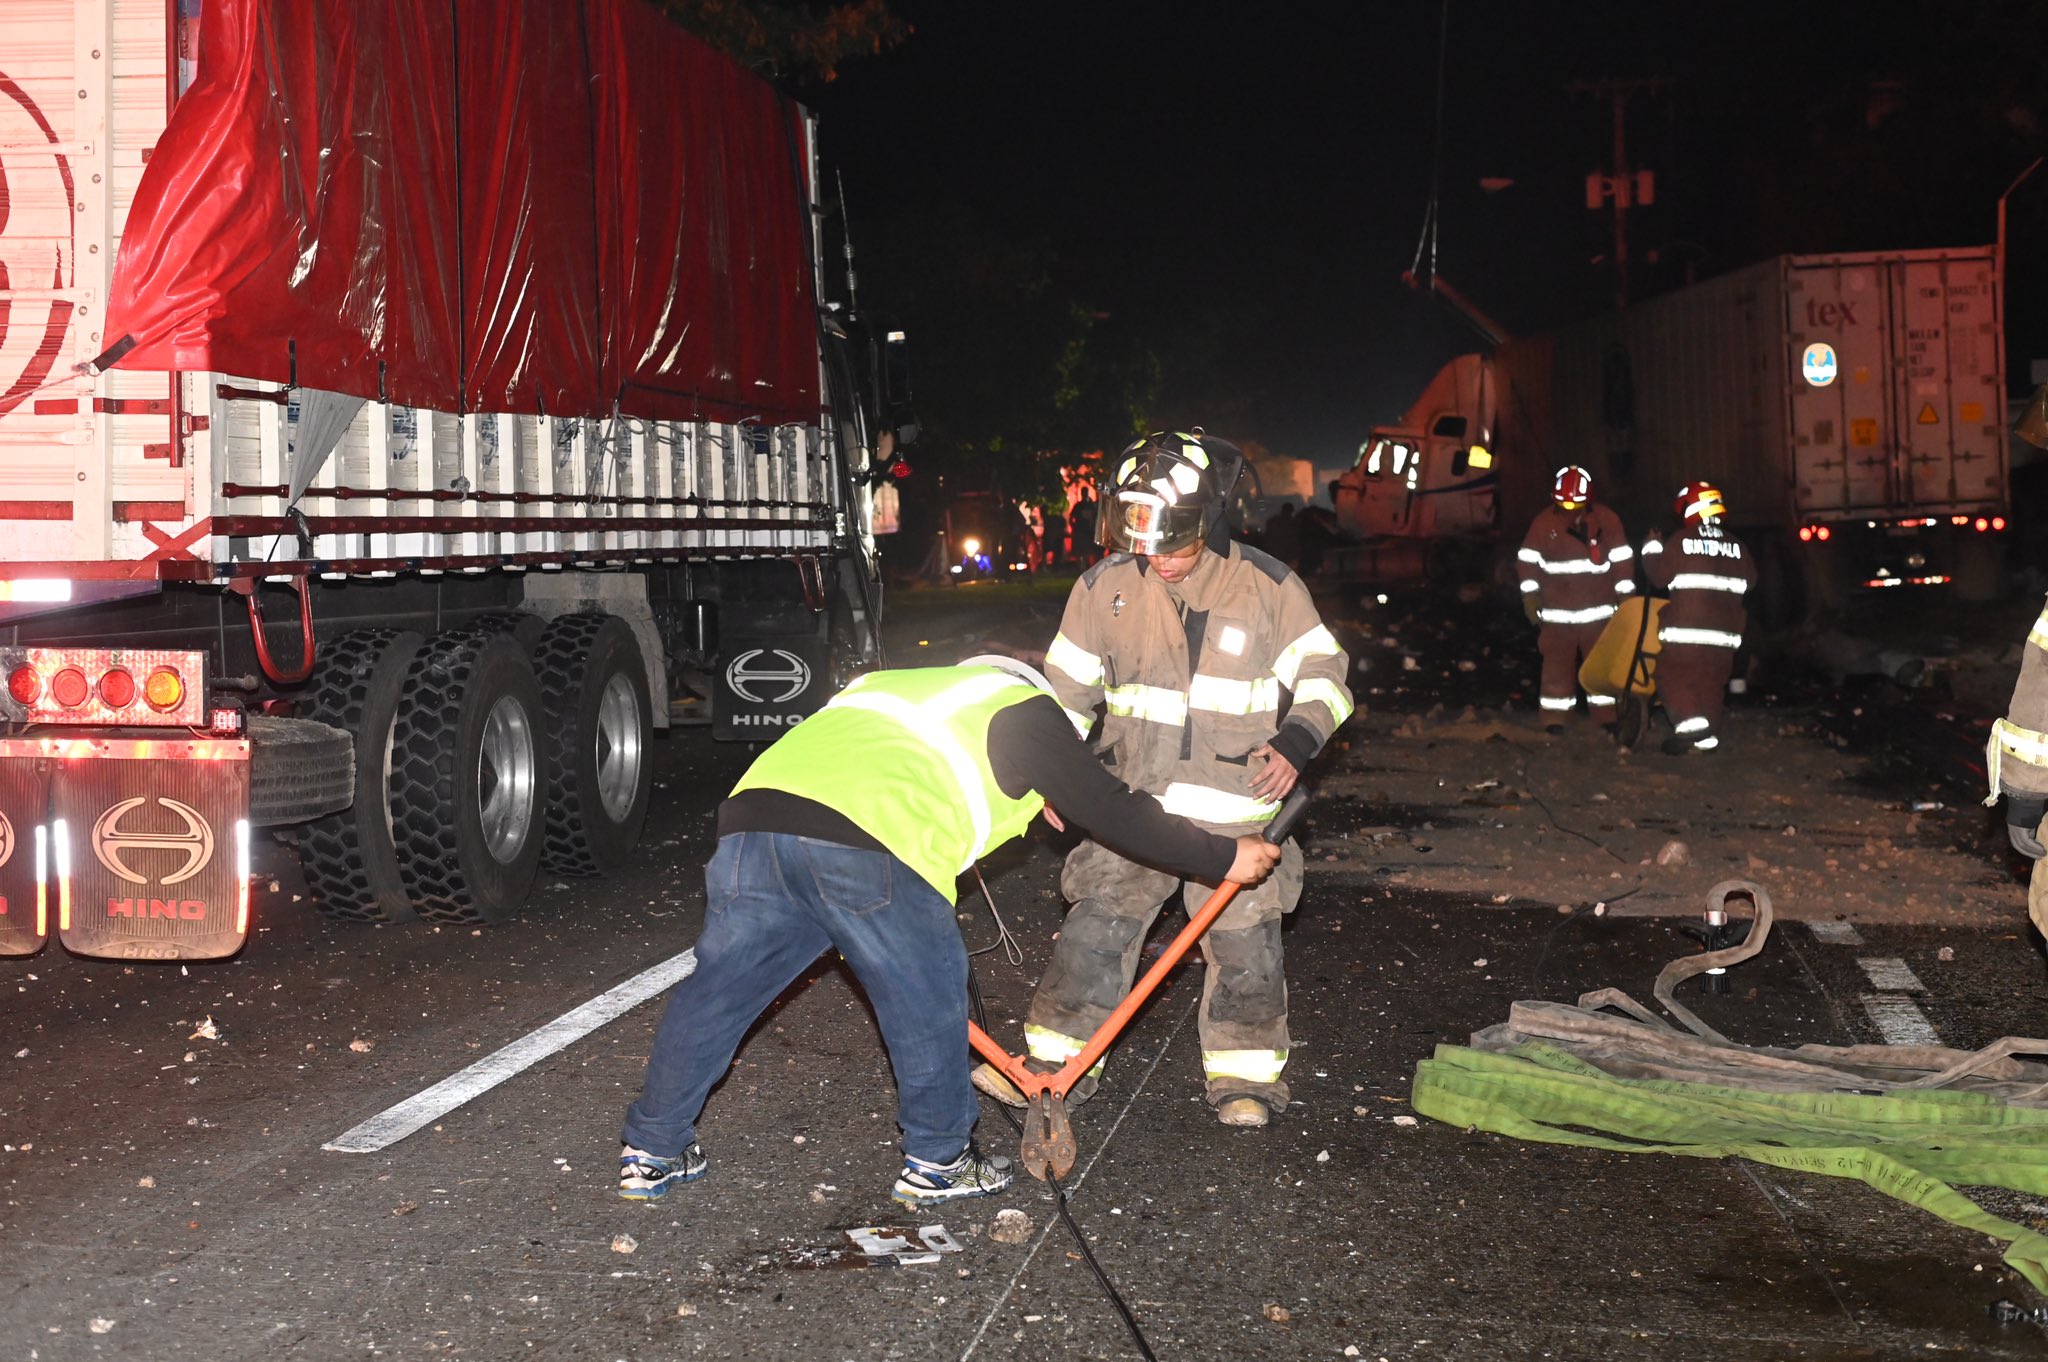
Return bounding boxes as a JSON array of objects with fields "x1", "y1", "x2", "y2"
[{"x1": 1569, "y1": 78, "x2": 1668, "y2": 309}]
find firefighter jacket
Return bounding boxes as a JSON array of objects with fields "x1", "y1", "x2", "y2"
[
  {"x1": 1517, "y1": 503, "x2": 1635, "y2": 627},
  {"x1": 1043, "y1": 542, "x2": 1353, "y2": 827},
  {"x1": 1988, "y1": 596, "x2": 2048, "y2": 805},
  {"x1": 1641, "y1": 521, "x2": 1756, "y2": 649}
]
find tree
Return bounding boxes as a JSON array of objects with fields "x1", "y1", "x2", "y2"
[{"x1": 661, "y1": 0, "x2": 905, "y2": 82}]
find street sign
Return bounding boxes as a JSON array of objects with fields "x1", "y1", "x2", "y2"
[{"x1": 1801, "y1": 342, "x2": 1839, "y2": 387}]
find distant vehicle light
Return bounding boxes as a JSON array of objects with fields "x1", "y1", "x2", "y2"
[
  {"x1": 50, "y1": 668, "x2": 90, "y2": 709},
  {"x1": 7, "y1": 666, "x2": 39, "y2": 706},
  {"x1": 98, "y1": 668, "x2": 137, "y2": 710},
  {"x1": 144, "y1": 667, "x2": 186, "y2": 711},
  {"x1": 949, "y1": 565, "x2": 963, "y2": 575},
  {"x1": 961, "y1": 538, "x2": 981, "y2": 557},
  {"x1": 890, "y1": 460, "x2": 911, "y2": 480}
]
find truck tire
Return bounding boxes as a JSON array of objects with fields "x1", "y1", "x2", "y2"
[
  {"x1": 298, "y1": 629, "x2": 426, "y2": 923},
  {"x1": 245, "y1": 716, "x2": 355, "y2": 826},
  {"x1": 534, "y1": 613, "x2": 652, "y2": 876},
  {"x1": 391, "y1": 632, "x2": 546, "y2": 924},
  {"x1": 463, "y1": 610, "x2": 547, "y2": 650}
]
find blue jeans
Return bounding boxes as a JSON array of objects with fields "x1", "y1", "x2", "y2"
[{"x1": 620, "y1": 832, "x2": 977, "y2": 1166}]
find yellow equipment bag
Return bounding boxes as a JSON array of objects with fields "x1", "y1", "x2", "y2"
[{"x1": 1578, "y1": 596, "x2": 1664, "y2": 699}]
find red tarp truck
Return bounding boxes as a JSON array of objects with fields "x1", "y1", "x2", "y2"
[
  {"x1": 1334, "y1": 250, "x2": 2010, "y2": 620},
  {"x1": 0, "y1": 0, "x2": 907, "y2": 959}
]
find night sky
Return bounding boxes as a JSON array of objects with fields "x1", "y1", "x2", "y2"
[{"x1": 808, "y1": 1, "x2": 2048, "y2": 480}]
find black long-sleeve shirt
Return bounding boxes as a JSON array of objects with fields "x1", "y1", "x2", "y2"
[{"x1": 717, "y1": 694, "x2": 1234, "y2": 882}]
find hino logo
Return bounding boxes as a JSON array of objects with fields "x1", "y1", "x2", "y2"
[
  {"x1": 728, "y1": 713, "x2": 801, "y2": 728},
  {"x1": 92, "y1": 797, "x2": 215, "y2": 886},
  {"x1": 725, "y1": 648, "x2": 812, "y2": 705}
]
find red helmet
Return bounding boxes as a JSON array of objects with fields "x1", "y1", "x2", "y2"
[
  {"x1": 1674, "y1": 480, "x2": 1726, "y2": 523},
  {"x1": 1552, "y1": 465, "x2": 1593, "y2": 508}
]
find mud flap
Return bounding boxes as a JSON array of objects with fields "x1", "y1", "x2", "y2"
[
  {"x1": 0, "y1": 761, "x2": 46, "y2": 956},
  {"x1": 7, "y1": 737, "x2": 254, "y2": 962},
  {"x1": 712, "y1": 635, "x2": 829, "y2": 741}
]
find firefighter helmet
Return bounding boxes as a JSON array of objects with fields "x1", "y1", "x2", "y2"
[
  {"x1": 1675, "y1": 480, "x2": 1726, "y2": 524},
  {"x1": 1552, "y1": 465, "x2": 1594, "y2": 509},
  {"x1": 1098, "y1": 431, "x2": 1218, "y2": 555}
]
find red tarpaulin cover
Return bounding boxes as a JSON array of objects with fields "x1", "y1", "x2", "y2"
[{"x1": 102, "y1": 0, "x2": 819, "y2": 424}]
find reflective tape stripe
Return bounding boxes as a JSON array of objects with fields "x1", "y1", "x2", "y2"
[
  {"x1": 1674, "y1": 716, "x2": 1709, "y2": 734},
  {"x1": 1188, "y1": 672, "x2": 1281, "y2": 716},
  {"x1": 1640, "y1": 539, "x2": 1665, "y2": 555},
  {"x1": 1024, "y1": 1024, "x2": 1106, "y2": 1075},
  {"x1": 1538, "y1": 604, "x2": 1617, "y2": 624},
  {"x1": 1519, "y1": 579, "x2": 1540, "y2": 594},
  {"x1": 1105, "y1": 682, "x2": 1188, "y2": 726},
  {"x1": 830, "y1": 673, "x2": 1024, "y2": 868},
  {"x1": 1988, "y1": 718, "x2": 2048, "y2": 802},
  {"x1": 1293, "y1": 677, "x2": 1354, "y2": 726},
  {"x1": 1516, "y1": 547, "x2": 1542, "y2": 564},
  {"x1": 1060, "y1": 705, "x2": 1095, "y2": 739},
  {"x1": 1658, "y1": 626, "x2": 1743, "y2": 648},
  {"x1": 1526, "y1": 555, "x2": 1616, "y2": 575},
  {"x1": 1540, "y1": 696, "x2": 1576, "y2": 712},
  {"x1": 1694, "y1": 736, "x2": 1721, "y2": 750},
  {"x1": 1046, "y1": 632, "x2": 1103, "y2": 688},
  {"x1": 2028, "y1": 608, "x2": 2048, "y2": 652},
  {"x1": 1615, "y1": 579, "x2": 1637, "y2": 595},
  {"x1": 1274, "y1": 624, "x2": 1343, "y2": 689},
  {"x1": 1609, "y1": 545, "x2": 1636, "y2": 563},
  {"x1": 1203, "y1": 1048, "x2": 1288, "y2": 1084},
  {"x1": 1585, "y1": 694, "x2": 1616, "y2": 707},
  {"x1": 1668, "y1": 572, "x2": 1750, "y2": 594},
  {"x1": 1157, "y1": 782, "x2": 1280, "y2": 824}
]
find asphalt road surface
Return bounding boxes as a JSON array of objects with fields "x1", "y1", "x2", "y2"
[{"x1": 6, "y1": 578, "x2": 2048, "y2": 1362}]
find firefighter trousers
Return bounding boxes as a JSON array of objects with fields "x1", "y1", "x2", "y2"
[
  {"x1": 1657, "y1": 641, "x2": 1736, "y2": 751},
  {"x1": 1023, "y1": 832, "x2": 1305, "y2": 1111},
  {"x1": 1538, "y1": 621, "x2": 1614, "y2": 723}
]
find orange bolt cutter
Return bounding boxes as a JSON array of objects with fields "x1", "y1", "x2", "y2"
[{"x1": 967, "y1": 788, "x2": 1309, "y2": 1180}]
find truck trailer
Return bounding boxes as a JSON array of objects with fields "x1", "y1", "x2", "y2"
[
  {"x1": 1334, "y1": 249, "x2": 2010, "y2": 621},
  {"x1": 0, "y1": 0, "x2": 904, "y2": 960}
]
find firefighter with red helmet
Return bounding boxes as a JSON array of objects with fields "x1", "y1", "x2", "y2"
[
  {"x1": 1642, "y1": 480, "x2": 1755, "y2": 754},
  {"x1": 1517, "y1": 466, "x2": 1635, "y2": 733}
]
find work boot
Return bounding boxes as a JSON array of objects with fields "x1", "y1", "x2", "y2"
[
  {"x1": 972, "y1": 1061, "x2": 1095, "y2": 1109},
  {"x1": 1215, "y1": 1096, "x2": 1270, "y2": 1128},
  {"x1": 892, "y1": 1144, "x2": 1013, "y2": 1206}
]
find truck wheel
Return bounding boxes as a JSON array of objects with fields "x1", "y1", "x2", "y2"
[
  {"x1": 245, "y1": 716, "x2": 355, "y2": 826},
  {"x1": 298, "y1": 629, "x2": 426, "y2": 923},
  {"x1": 391, "y1": 632, "x2": 546, "y2": 924},
  {"x1": 534, "y1": 613, "x2": 652, "y2": 876}
]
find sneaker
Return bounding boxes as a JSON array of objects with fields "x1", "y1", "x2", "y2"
[
  {"x1": 618, "y1": 1143, "x2": 707, "y2": 1200},
  {"x1": 891, "y1": 1145, "x2": 1013, "y2": 1206}
]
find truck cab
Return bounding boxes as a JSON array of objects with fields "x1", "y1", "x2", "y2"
[{"x1": 1333, "y1": 354, "x2": 1500, "y2": 544}]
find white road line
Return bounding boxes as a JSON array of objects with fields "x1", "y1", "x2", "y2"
[
  {"x1": 1807, "y1": 920, "x2": 1863, "y2": 946},
  {"x1": 1857, "y1": 956, "x2": 1926, "y2": 993},
  {"x1": 1861, "y1": 994, "x2": 1940, "y2": 1047},
  {"x1": 323, "y1": 948, "x2": 698, "y2": 1154}
]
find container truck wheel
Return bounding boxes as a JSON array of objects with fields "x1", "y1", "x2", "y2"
[
  {"x1": 297, "y1": 629, "x2": 427, "y2": 923},
  {"x1": 533, "y1": 613, "x2": 652, "y2": 876},
  {"x1": 391, "y1": 632, "x2": 546, "y2": 924}
]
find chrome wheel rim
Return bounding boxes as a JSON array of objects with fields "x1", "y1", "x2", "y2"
[
  {"x1": 595, "y1": 672, "x2": 644, "y2": 822},
  {"x1": 477, "y1": 694, "x2": 537, "y2": 863}
]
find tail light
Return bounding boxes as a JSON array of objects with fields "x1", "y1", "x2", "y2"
[
  {"x1": 1974, "y1": 517, "x2": 1991, "y2": 533},
  {"x1": 0, "y1": 648, "x2": 206, "y2": 726},
  {"x1": 1994, "y1": 516, "x2": 2009, "y2": 531}
]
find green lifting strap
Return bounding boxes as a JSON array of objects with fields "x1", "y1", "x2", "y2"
[{"x1": 1412, "y1": 1039, "x2": 2048, "y2": 1293}]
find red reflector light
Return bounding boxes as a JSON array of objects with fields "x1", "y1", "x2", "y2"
[
  {"x1": 7, "y1": 666, "x2": 39, "y2": 706},
  {"x1": 98, "y1": 668, "x2": 136, "y2": 709},
  {"x1": 1816, "y1": 525, "x2": 1832, "y2": 541},
  {"x1": 144, "y1": 667, "x2": 186, "y2": 711},
  {"x1": 1994, "y1": 516, "x2": 2008, "y2": 532},
  {"x1": 1798, "y1": 526, "x2": 1813, "y2": 542},
  {"x1": 50, "y1": 668, "x2": 90, "y2": 709},
  {"x1": 1975, "y1": 517, "x2": 1990, "y2": 532}
]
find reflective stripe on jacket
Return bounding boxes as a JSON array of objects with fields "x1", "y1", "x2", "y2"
[
  {"x1": 1644, "y1": 522, "x2": 1755, "y2": 650},
  {"x1": 1518, "y1": 503, "x2": 1632, "y2": 624},
  {"x1": 1990, "y1": 596, "x2": 2048, "y2": 804}
]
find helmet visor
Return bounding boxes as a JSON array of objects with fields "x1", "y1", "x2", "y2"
[{"x1": 1101, "y1": 489, "x2": 1206, "y2": 555}]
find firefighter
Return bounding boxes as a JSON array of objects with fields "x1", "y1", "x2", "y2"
[
  {"x1": 1641, "y1": 480, "x2": 1755, "y2": 754},
  {"x1": 616, "y1": 655, "x2": 1283, "y2": 1206},
  {"x1": 1986, "y1": 597, "x2": 2048, "y2": 935},
  {"x1": 972, "y1": 431, "x2": 1353, "y2": 1128},
  {"x1": 1518, "y1": 466, "x2": 1635, "y2": 733}
]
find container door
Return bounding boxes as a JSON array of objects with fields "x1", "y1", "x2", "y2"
[
  {"x1": 1891, "y1": 256, "x2": 2003, "y2": 512},
  {"x1": 1787, "y1": 261, "x2": 1893, "y2": 516}
]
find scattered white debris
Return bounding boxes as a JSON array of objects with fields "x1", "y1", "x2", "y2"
[
  {"x1": 189, "y1": 1016, "x2": 219, "y2": 1041},
  {"x1": 1655, "y1": 840, "x2": 1691, "y2": 867},
  {"x1": 89, "y1": 1319, "x2": 115, "y2": 1335},
  {"x1": 989, "y1": 1208, "x2": 1033, "y2": 1244},
  {"x1": 1938, "y1": 946, "x2": 1955, "y2": 962},
  {"x1": 1316, "y1": 1150, "x2": 1331, "y2": 1163},
  {"x1": 1345, "y1": 1348, "x2": 1361, "y2": 1358},
  {"x1": 792, "y1": 1134, "x2": 806, "y2": 1145},
  {"x1": 137, "y1": 1176, "x2": 155, "y2": 1188},
  {"x1": 676, "y1": 1302, "x2": 699, "y2": 1317},
  {"x1": 1391, "y1": 1115, "x2": 1419, "y2": 1127},
  {"x1": 611, "y1": 1234, "x2": 638, "y2": 1254},
  {"x1": 12, "y1": 1048, "x2": 25, "y2": 1059},
  {"x1": 1473, "y1": 958, "x2": 1488, "y2": 968},
  {"x1": 1263, "y1": 1303, "x2": 1292, "y2": 1323},
  {"x1": 349, "y1": 1039, "x2": 374, "y2": 1053},
  {"x1": 1490, "y1": 894, "x2": 1510, "y2": 904}
]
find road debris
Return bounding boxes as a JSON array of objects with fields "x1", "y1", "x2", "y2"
[
  {"x1": 989, "y1": 1208, "x2": 1033, "y2": 1244},
  {"x1": 1655, "y1": 840, "x2": 1691, "y2": 867},
  {"x1": 349, "y1": 1039, "x2": 375, "y2": 1053},
  {"x1": 188, "y1": 1017, "x2": 219, "y2": 1041},
  {"x1": 611, "y1": 1233, "x2": 638, "y2": 1254}
]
